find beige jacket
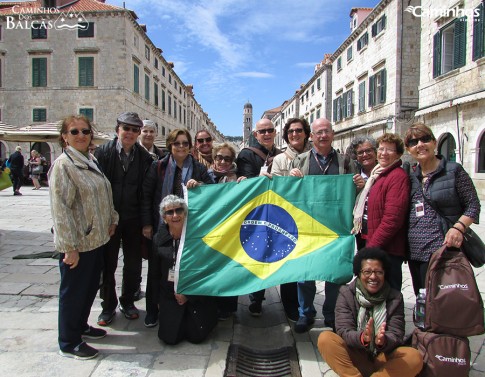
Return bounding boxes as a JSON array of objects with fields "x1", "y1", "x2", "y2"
[
  {"x1": 272, "y1": 142, "x2": 312, "y2": 176},
  {"x1": 48, "y1": 148, "x2": 118, "y2": 253}
]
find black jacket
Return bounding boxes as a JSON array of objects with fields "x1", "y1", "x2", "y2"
[
  {"x1": 141, "y1": 154, "x2": 214, "y2": 228},
  {"x1": 236, "y1": 143, "x2": 281, "y2": 178},
  {"x1": 7, "y1": 151, "x2": 24, "y2": 172},
  {"x1": 95, "y1": 138, "x2": 152, "y2": 220}
]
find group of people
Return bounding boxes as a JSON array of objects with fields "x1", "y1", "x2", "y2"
[
  {"x1": 48, "y1": 112, "x2": 480, "y2": 377},
  {"x1": 2, "y1": 146, "x2": 46, "y2": 195}
]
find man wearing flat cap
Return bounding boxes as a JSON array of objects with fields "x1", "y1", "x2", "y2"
[{"x1": 95, "y1": 112, "x2": 153, "y2": 325}]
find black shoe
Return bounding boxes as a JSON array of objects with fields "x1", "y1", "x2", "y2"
[
  {"x1": 286, "y1": 311, "x2": 300, "y2": 322},
  {"x1": 97, "y1": 310, "x2": 115, "y2": 326},
  {"x1": 294, "y1": 316, "x2": 315, "y2": 333},
  {"x1": 324, "y1": 320, "x2": 336, "y2": 332},
  {"x1": 119, "y1": 304, "x2": 139, "y2": 320},
  {"x1": 144, "y1": 312, "x2": 159, "y2": 328},
  {"x1": 248, "y1": 301, "x2": 262, "y2": 317},
  {"x1": 133, "y1": 286, "x2": 144, "y2": 301},
  {"x1": 59, "y1": 342, "x2": 99, "y2": 360},
  {"x1": 82, "y1": 326, "x2": 107, "y2": 339}
]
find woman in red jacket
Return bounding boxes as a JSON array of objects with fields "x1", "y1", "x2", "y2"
[{"x1": 352, "y1": 133, "x2": 410, "y2": 291}]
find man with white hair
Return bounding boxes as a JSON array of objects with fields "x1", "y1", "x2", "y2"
[
  {"x1": 7, "y1": 146, "x2": 25, "y2": 196},
  {"x1": 139, "y1": 120, "x2": 165, "y2": 161}
]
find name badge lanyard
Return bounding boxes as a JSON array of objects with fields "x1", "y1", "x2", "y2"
[{"x1": 312, "y1": 150, "x2": 333, "y2": 175}]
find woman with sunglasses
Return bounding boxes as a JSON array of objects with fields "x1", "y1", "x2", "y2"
[
  {"x1": 404, "y1": 123, "x2": 480, "y2": 295},
  {"x1": 193, "y1": 129, "x2": 214, "y2": 169},
  {"x1": 207, "y1": 143, "x2": 246, "y2": 319},
  {"x1": 49, "y1": 115, "x2": 118, "y2": 360},
  {"x1": 270, "y1": 118, "x2": 312, "y2": 323},
  {"x1": 318, "y1": 247, "x2": 423, "y2": 377},
  {"x1": 141, "y1": 128, "x2": 214, "y2": 327},
  {"x1": 152, "y1": 195, "x2": 217, "y2": 344},
  {"x1": 352, "y1": 133, "x2": 410, "y2": 291}
]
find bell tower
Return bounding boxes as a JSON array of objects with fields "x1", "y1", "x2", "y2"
[{"x1": 243, "y1": 101, "x2": 253, "y2": 146}]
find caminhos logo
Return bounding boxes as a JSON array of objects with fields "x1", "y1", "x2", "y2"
[
  {"x1": 405, "y1": 5, "x2": 480, "y2": 19},
  {"x1": 438, "y1": 283, "x2": 469, "y2": 290},
  {"x1": 435, "y1": 355, "x2": 467, "y2": 365}
]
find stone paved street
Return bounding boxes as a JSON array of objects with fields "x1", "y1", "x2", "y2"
[{"x1": 0, "y1": 187, "x2": 484, "y2": 376}]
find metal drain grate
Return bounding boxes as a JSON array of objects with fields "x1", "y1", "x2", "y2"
[{"x1": 224, "y1": 345, "x2": 302, "y2": 377}]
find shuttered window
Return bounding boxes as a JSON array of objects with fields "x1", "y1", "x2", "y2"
[
  {"x1": 473, "y1": 2, "x2": 485, "y2": 61},
  {"x1": 133, "y1": 64, "x2": 139, "y2": 93},
  {"x1": 368, "y1": 69, "x2": 386, "y2": 107},
  {"x1": 33, "y1": 108, "x2": 46, "y2": 122},
  {"x1": 32, "y1": 58, "x2": 47, "y2": 87},
  {"x1": 433, "y1": 17, "x2": 467, "y2": 77},
  {"x1": 78, "y1": 57, "x2": 94, "y2": 86}
]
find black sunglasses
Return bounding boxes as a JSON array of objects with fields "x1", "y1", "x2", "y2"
[
  {"x1": 288, "y1": 128, "x2": 304, "y2": 134},
  {"x1": 196, "y1": 137, "x2": 212, "y2": 143},
  {"x1": 256, "y1": 128, "x2": 275, "y2": 135},
  {"x1": 407, "y1": 135, "x2": 433, "y2": 147},
  {"x1": 121, "y1": 125, "x2": 141, "y2": 133},
  {"x1": 68, "y1": 128, "x2": 92, "y2": 136},
  {"x1": 165, "y1": 207, "x2": 184, "y2": 216},
  {"x1": 215, "y1": 154, "x2": 233, "y2": 162},
  {"x1": 173, "y1": 141, "x2": 190, "y2": 148}
]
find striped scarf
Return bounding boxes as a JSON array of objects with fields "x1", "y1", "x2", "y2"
[{"x1": 355, "y1": 278, "x2": 390, "y2": 357}]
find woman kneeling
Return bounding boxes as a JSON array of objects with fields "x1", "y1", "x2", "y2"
[
  {"x1": 318, "y1": 247, "x2": 423, "y2": 377},
  {"x1": 152, "y1": 195, "x2": 218, "y2": 345}
]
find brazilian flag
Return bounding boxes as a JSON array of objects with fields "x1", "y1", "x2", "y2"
[{"x1": 175, "y1": 175, "x2": 356, "y2": 296}]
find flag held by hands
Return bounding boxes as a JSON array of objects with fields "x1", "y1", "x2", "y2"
[{"x1": 175, "y1": 175, "x2": 356, "y2": 296}]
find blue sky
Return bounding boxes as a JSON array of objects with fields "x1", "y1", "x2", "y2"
[{"x1": 115, "y1": 1, "x2": 379, "y2": 136}]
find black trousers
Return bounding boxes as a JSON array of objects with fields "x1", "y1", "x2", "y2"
[
  {"x1": 10, "y1": 169, "x2": 22, "y2": 192},
  {"x1": 408, "y1": 260, "x2": 429, "y2": 296},
  {"x1": 58, "y1": 246, "x2": 103, "y2": 351},
  {"x1": 99, "y1": 217, "x2": 142, "y2": 311}
]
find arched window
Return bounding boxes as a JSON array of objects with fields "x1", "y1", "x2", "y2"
[
  {"x1": 438, "y1": 133, "x2": 456, "y2": 162},
  {"x1": 478, "y1": 132, "x2": 485, "y2": 173}
]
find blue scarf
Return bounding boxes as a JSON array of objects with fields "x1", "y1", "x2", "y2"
[{"x1": 161, "y1": 154, "x2": 194, "y2": 199}]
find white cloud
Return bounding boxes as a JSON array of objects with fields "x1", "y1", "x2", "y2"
[
  {"x1": 295, "y1": 62, "x2": 319, "y2": 68},
  {"x1": 234, "y1": 71, "x2": 274, "y2": 78}
]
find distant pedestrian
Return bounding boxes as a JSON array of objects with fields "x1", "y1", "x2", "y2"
[
  {"x1": 29, "y1": 150, "x2": 42, "y2": 190},
  {"x1": 49, "y1": 115, "x2": 118, "y2": 360},
  {"x1": 7, "y1": 146, "x2": 24, "y2": 196}
]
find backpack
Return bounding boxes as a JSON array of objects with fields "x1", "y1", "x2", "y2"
[
  {"x1": 412, "y1": 328, "x2": 470, "y2": 377},
  {"x1": 424, "y1": 245, "x2": 484, "y2": 337}
]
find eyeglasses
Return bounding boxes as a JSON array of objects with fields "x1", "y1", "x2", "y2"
[
  {"x1": 377, "y1": 147, "x2": 396, "y2": 153},
  {"x1": 173, "y1": 141, "x2": 190, "y2": 148},
  {"x1": 356, "y1": 148, "x2": 375, "y2": 156},
  {"x1": 407, "y1": 135, "x2": 433, "y2": 148},
  {"x1": 215, "y1": 154, "x2": 233, "y2": 162},
  {"x1": 121, "y1": 125, "x2": 141, "y2": 133},
  {"x1": 360, "y1": 270, "x2": 385, "y2": 277},
  {"x1": 165, "y1": 207, "x2": 185, "y2": 217},
  {"x1": 256, "y1": 128, "x2": 275, "y2": 135},
  {"x1": 196, "y1": 137, "x2": 212, "y2": 143},
  {"x1": 313, "y1": 130, "x2": 332, "y2": 136},
  {"x1": 288, "y1": 128, "x2": 304, "y2": 134},
  {"x1": 67, "y1": 128, "x2": 92, "y2": 136}
]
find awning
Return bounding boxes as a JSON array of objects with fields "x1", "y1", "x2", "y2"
[
  {"x1": 415, "y1": 91, "x2": 485, "y2": 117},
  {"x1": 0, "y1": 122, "x2": 112, "y2": 144}
]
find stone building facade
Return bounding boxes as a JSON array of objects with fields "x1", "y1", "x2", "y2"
[
  {"x1": 414, "y1": 0, "x2": 485, "y2": 199},
  {"x1": 329, "y1": 0, "x2": 421, "y2": 154},
  {"x1": 0, "y1": 0, "x2": 221, "y2": 162}
]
